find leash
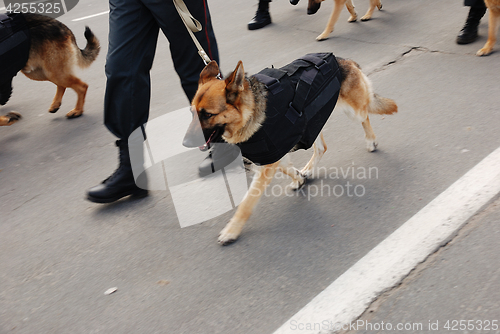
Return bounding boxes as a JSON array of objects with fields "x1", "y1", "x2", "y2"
[{"x1": 173, "y1": 0, "x2": 221, "y2": 80}]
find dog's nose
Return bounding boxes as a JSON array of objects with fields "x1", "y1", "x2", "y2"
[
  {"x1": 182, "y1": 133, "x2": 201, "y2": 148},
  {"x1": 183, "y1": 115, "x2": 206, "y2": 148}
]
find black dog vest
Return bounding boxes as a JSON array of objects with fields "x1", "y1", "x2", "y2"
[
  {"x1": 0, "y1": 13, "x2": 30, "y2": 84},
  {"x1": 237, "y1": 53, "x2": 343, "y2": 165}
]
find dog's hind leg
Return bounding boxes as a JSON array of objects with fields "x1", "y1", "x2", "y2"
[
  {"x1": 53, "y1": 75, "x2": 88, "y2": 118},
  {"x1": 278, "y1": 155, "x2": 307, "y2": 190},
  {"x1": 49, "y1": 85, "x2": 66, "y2": 113},
  {"x1": 361, "y1": 0, "x2": 382, "y2": 21},
  {"x1": 300, "y1": 132, "x2": 327, "y2": 178},
  {"x1": 218, "y1": 162, "x2": 279, "y2": 245},
  {"x1": 317, "y1": 0, "x2": 347, "y2": 40},
  {"x1": 361, "y1": 116, "x2": 377, "y2": 152},
  {"x1": 0, "y1": 112, "x2": 22, "y2": 126},
  {"x1": 346, "y1": 0, "x2": 357, "y2": 22}
]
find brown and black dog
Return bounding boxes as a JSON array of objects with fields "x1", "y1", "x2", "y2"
[
  {"x1": 308, "y1": 0, "x2": 383, "y2": 41},
  {"x1": 0, "y1": 13, "x2": 99, "y2": 125},
  {"x1": 477, "y1": 0, "x2": 500, "y2": 56},
  {"x1": 184, "y1": 56, "x2": 397, "y2": 245}
]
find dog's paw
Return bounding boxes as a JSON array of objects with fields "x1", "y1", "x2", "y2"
[
  {"x1": 476, "y1": 47, "x2": 493, "y2": 57},
  {"x1": 300, "y1": 168, "x2": 314, "y2": 179},
  {"x1": 0, "y1": 112, "x2": 22, "y2": 126},
  {"x1": 366, "y1": 140, "x2": 378, "y2": 152},
  {"x1": 289, "y1": 176, "x2": 307, "y2": 191},
  {"x1": 49, "y1": 101, "x2": 61, "y2": 113},
  {"x1": 218, "y1": 230, "x2": 239, "y2": 246},
  {"x1": 218, "y1": 221, "x2": 244, "y2": 246},
  {"x1": 348, "y1": 14, "x2": 357, "y2": 22},
  {"x1": 66, "y1": 109, "x2": 83, "y2": 119},
  {"x1": 7, "y1": 112, "x2": 21, "y2": 121},
  {"x1": 316, "y1": 31, "x2": 331, "y2": 41},
  {"x1": 377, "y1": 2, "x2": 382, "y2": 10},
  {"x1": 360, "y1": 14, "x2": 372, "y2": 21}
]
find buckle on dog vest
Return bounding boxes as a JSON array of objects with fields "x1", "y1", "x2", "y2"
[
  {"x1": 252, "y1": 73, "x2": 283, "y2": 95},
  {"x1": 300, "y1": 54, "x2": 332, "y2": 75}
]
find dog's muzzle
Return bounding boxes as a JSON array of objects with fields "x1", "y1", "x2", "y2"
[{"x1": 182, "y1": 113, "x2": 224, "y2": 151}]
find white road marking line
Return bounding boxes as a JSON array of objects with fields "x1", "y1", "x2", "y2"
[
  {"x1": 61, "y1": 0, "x2": 68, "y2": 14},
  {"x1": 273, "y1": 146, "x2": 500, "y2": 334},
  {"x1": 0, "y1": 7, "x2": 6, "y2": 11},
  {"x1": 72, "y1": 10, "x2": 109, "y2": 22}
]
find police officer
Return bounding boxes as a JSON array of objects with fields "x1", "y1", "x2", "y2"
[{"x1": 86, "y1": 0, "x2": 219, "y2": 203}]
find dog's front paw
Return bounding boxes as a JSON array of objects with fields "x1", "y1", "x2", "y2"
[
  {"x1": 366, "y1": 140, "x2": 378, "y2": 152},
  {"x1": 476, "y1": 47, "x2": 493, "y2": 57},
  {"x1": 316, "y1": 31, "x2": 331, "y2": 41},
  {"x1": 360, "y1": 14, "x2": 373, "y2": 21},
  {"x1": 66, "y1": 109, "x2": 83, "y2": 119},
  {"x1": 1, "y1": 112, "x2": 22, "y2": 126},
  {"x1": 218, "y1": 223, "x2": 242, "y2": 246},
  {"x1": 300, "y1": 168, "x2": 314, "y2": 179},
  {"x1": 49, "y1": 101, "x2": 61, "y2": 113},
  {"x1": 289, "y1": 175, "x2": 307, "y2": 191},
  {"x1": 348, "y1": 14, "x2": 357, "y2": 22},
  {"x1": 217, "y1": 220, "x2": 243, "y2": 246}
]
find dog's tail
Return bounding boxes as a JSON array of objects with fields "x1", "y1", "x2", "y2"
[
  {"x1": 367, "y1": 93, "x2": 398, "y2": 115},
  {"x1": 77, "y1": 27, "x2": 100, "y2": 69}
]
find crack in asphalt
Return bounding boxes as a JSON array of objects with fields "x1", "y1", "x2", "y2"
[
  {"x1": 12, "y1": 193, "x2": 42, "y2": 212},
  {"x1": 366, "y1": 45, "x2": 461, "y2": 76},
  {"x1": 367, "y1": 46, "x2": 429, "y2": 75}
]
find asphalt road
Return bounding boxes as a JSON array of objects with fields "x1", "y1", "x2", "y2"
[{"x1": 1, "y1": 0, "x2": 499, "y2": 333}]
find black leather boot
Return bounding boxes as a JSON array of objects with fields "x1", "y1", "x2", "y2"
[
  {"x1": 198, "y1": 143, "x2": 241, "y2": 177},
  {"x1": 248, "y1": 0, "x2": 272, "y2": 30},
  {"x1": 456, "y1": 5, "x2": 487, "y2": 45},
  {"x1": 87, "y1": 140, "x2": 148, "y2": 203},
  {"x1": 0, "y1": 78, "x2": 13, "y2": 106}
]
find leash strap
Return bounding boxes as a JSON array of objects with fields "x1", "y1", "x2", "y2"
[{"x1": 173, "y1": 0, "x2": 212, "y2": 65}]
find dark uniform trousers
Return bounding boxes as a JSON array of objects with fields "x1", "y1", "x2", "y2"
[{"x1": 104, "y1": 0, "x2": 219, "y2": 140}]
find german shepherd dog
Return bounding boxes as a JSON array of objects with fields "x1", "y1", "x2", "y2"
[
  {"x1": 477, "y1": 0, "x2": 500, "y2": 56},
  {"x1": 0, "y1": 13, "x2": 100, "y2": 125},
  {"x1": 184, "y1": 57, "x2": 397, "y2": 245},
  {"x1": 307, "y1": 0, "x2": 383, "y2": 41}
]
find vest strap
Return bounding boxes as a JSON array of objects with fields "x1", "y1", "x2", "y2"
[
  {"x1": 300, "y1": 54, "x2": 332, "y2": 76},
  {"x1": 252, "y1": 73, "x2": 283, "y2": 95},
  {"x1": 285, "y1": 103, "x2": 302, "y2": 124},
  {"x1": 291, "y1": 67, "x2": 318, "y2": 113}
]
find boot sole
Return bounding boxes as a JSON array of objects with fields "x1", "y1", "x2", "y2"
[{"x1": 87, "y1": 189, "x2": 149, "y2": 204}]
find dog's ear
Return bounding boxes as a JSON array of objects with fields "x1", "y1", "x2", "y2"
[
  {"x1": 225, "y1": 61, "x2": 245, "y2": 104},
  {"x1": 199, "y1": 61, "x2": 220, "y2": 85}
]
